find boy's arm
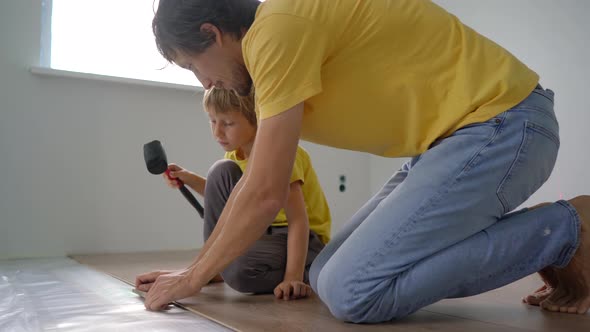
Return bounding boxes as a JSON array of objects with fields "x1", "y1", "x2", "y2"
[
  {"x1": 283, "y1": 180, "x2": 309, "y2": 282},
  {"x1": 180, "y1": 172, "x2": 207, "y2": 197},
  {"x1": 273, "y1": 180, "x2": 313, "y2": 300},
  {"x1": 165, "y1": 164, "x2": 207, "y2": 197}
]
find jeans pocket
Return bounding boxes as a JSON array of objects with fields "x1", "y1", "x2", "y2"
[{"x1": 496, "y1": 120, "x2": 560, "y2": 214}]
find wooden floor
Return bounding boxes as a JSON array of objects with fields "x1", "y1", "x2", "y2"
[{"x1": 71, "y1": 250, "x2": 590, "y2": 332}]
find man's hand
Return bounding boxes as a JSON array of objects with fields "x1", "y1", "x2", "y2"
[
  {"x1": 135, "y1": 270, "x2": 176, "y2": 292},
  {"x1": 274, "y1": 279, "x2": 312, "y2": 301},
  {"x1": 142, "y1": 270, "x2": 202, "y2": 311}
]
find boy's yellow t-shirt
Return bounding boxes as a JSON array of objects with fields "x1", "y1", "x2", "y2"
[
  {"x1": 224, "y1": 146, "x2": 331, "y2": 244},
  {"x1": 243, "y1": 0, "x2": 539, "y2": 157}
]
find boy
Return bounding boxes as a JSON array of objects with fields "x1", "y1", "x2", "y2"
[{"x1": 149, "y1": 88, "x2": 330, "y2": 300}]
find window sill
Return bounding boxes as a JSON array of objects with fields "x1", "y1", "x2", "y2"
[{"x1": 30, "y1": 66, "x2": 204, "y2": 93}]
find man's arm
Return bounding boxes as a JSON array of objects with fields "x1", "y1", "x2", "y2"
[
  {"x1": 136, "y1": 175, "x2": 237, "y2": 292},
  {"x1": 187, "y1": 178, "x2": 245, "y2": 267},
  {"x1": 190, "y1": 102, "x2": 304, "y2": 282},
  {"x1": 144, "y1": 103, "x2": 304, "y2": 310}
]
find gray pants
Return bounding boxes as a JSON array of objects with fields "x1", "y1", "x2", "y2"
[{"x1": 203, "y1": 159, "x2": 325, "y2": 294}]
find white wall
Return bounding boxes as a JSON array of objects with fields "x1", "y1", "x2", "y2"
[
  {"x1": 370, "y1": 1, "x2": 590, "y2": 207},
  {"x1": 0, "y1": 1, "x2": 370, "y2": 259}
]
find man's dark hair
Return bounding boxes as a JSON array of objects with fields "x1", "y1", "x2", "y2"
[{"x1": 153, "y1": 0, "x2": 261, "y2": 63}]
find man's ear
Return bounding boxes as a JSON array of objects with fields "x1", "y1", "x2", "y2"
[{"x1": 200, "y1": 23, "x2": 223, "y2": 46}]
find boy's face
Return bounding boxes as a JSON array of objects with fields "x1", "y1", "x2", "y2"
[{"x1": 207, "y1": 109, "x2": 257, "y2": 152}]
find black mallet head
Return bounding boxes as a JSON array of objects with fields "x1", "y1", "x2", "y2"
[
  {"x1": 143, "y1": 140, "x2": 168, "y2": 175},
  {"x1": 142, "y1": 139, "x2": 204, "y2": 218}
]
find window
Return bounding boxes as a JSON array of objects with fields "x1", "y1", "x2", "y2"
[{"x1": 43, "y1": 0, "x2": 199, "y2": 87}]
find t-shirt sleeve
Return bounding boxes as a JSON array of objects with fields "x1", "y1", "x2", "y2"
[
  {"x1": 243, "y1": 14, "x2": 328, "y2": 120},
  {"x1": 289, "y1": 148, "x2": 306, "y2": 185}
]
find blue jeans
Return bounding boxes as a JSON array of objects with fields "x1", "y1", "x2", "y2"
[{"x1": 309, "y1": 86, "x2": 581, "y2": 323}]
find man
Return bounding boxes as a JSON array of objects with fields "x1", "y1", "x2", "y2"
[{"x1": 138, "y1": 0, "x2": 590, "y2": 322}]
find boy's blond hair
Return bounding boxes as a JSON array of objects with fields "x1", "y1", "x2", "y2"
[{"x1": 203, "y1": 88, "x2": 257, "y2": 127}]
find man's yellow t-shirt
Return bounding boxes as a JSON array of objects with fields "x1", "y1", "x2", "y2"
[
  {"x1": 224, "y1": 146, "x2": 331, "y2": 244},
  {"x1": 242, "y1": 0, "x2": 539, "y2": 157}
]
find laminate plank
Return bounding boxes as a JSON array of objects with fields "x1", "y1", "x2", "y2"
[{"x1": 72, "y1": 251, "x2": 587, "y2": 332}]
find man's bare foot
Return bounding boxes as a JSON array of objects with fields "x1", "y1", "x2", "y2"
[
  {"x1": 522, "y1": 267, "x2": 558, "y2": 305},
  {"x1": 539, "y1": 195, "x2": 590, "y2": 314},
  {"x1": 522, "y1": 202, "x2": 559, "y2": 306}
]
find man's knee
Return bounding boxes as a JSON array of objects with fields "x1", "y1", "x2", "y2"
[
  {"x1": 309, "y1": 257, "x2": 323, "y2": 292},
  {"x1": 314, "y1": 267, "x2": 365, "y2": 322},
  {"x1": 315, "y1": 265, "x2": 406, "y2": 323}
]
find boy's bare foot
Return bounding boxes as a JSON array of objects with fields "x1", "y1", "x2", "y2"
[{"x1": 539, "y1": 195, "x2": 590, "y2": 314}]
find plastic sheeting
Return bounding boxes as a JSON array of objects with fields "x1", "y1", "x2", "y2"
[{"x1": 0, "y1": 258, "x2": 230, "y2": 332}]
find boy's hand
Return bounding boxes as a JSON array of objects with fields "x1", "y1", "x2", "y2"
[
  {"x1": 273, "y1": 280, "x2": 312, "y2": 300},
  {"x1": 163, "y1": 163, "x2": 190, "y2": 189}
]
